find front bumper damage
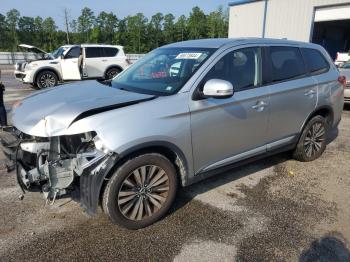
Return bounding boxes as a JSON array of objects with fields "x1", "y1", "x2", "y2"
[{"x1": 0, "y1": 127, "x2": 117, "y2": 214}]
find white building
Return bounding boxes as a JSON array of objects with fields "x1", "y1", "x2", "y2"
[{"x1": 228, "y1": 0, "x2": 350, "y2": 59}]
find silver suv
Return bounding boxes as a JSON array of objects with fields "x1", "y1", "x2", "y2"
[{"x1": 1, "y1": 38, "x2": 344, "y2": 229}]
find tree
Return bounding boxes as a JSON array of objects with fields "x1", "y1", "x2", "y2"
[
  {"x1": 33, "y1": 16, "x2": 44, "y2": 47},
  {"x1": 175, "y1": 15, "x2": 187, "y2": 42},
  {"x1": 187, "y1": 7, "x2": 207, "y2": 40},
  {"x1": 0, "y1": 14, "x2": 9, "y2": 50},
  {"x1": 126, "y1": 13, "x2": 148, "y2": 53},
  {"x1": 207, "y1": 6, "x2": 229, "y2": 38},
  {"x1": 0, "y1": 6, "x2": 230, "y2": 53},
  {"x1": 6, "y1": 9, "x2": 20, "y2": 50},
  {"x1": 42, "y1": 17, "x2": 57, "y2": 50},
  {"x1": 18, "y1": 16, "x2": 35, "y2": 44},
  {"x1": 77, "y1": 7, "x2": 95, "y2": 42},
  {"x1": 116, "y1": 18, "x2": 128, "y2": 46},
  {"x1": 95, "y1": 11, "x2": 118, "y2": 43},
  {"x1": 148, "y1": 12, "x2": 164, "y2": 49},
  {"x1": 163, "y1": 14, "x2": 175, "y2": 44}
]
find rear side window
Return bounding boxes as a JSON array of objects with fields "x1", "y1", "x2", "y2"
[
  {"x1": 85, "y1": 47, "x2": 104, "y2": 58},
  {"x1": 269, "y1": 46, "x2": 307, "y2": 83},
  {"x1": 301, "y1": 48, "x2": 330, "y2": 75},
  {"x1": 103, "y1": 47, "x2": 119, "y2": 57}
]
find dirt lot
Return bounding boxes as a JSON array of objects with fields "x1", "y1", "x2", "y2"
[{"x1": 0, "y1": 66, "x2": 349, "y2": 261}]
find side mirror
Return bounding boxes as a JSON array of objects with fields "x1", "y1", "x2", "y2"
[
  {"x1": 202, "y1": 79, "x2": 234, "y2": 99},
  {"x1": 60, "y1": 55, "x2": 65, "y2": 60}
]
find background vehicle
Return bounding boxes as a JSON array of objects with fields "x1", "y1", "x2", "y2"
[
  {"x1": 1, "y1": 38, "x2": 344, "y2": 229},
  {"x1": 14, "y1": 44, "x2": 130, "y2": 88},
  {"x1": 338, "y1": 61, "x2": 350, "y2": 103},
  {"x1": 334, "y1": 51, "x2": 350, "y2": 67}
]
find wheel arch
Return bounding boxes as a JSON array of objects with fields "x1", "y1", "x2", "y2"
[
  {"x1": 104, "y1": 65, "x2": 123, "y2": 79},
  {"x1": 98, "y1": 141, "x2": 189, "y2": 207},
  {"x1": 34, "y1": 67, "x2": 62, "y2": 84},
  {"x1": 300, "y1": 105, "x2": 334, "y2": 134}
]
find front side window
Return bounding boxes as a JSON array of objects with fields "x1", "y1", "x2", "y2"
[
  {"x1": 204, "y1": 47, "x2": 262, "y2": 92},
  {"x1": 112, "y1": 48, "x2": 215, "y2": 96},
  {"x1": 86, "y1": 47, "x2": 104, "y2": 58},
  {"x1": 301, "y1": 48, "x2": 329, "y2": 75},
  {"x1": 65, "y1": 46, "x2": 81, "y2": 59},
  {"x1": 269, "y1": 46, "x2": 307, "y2": 82}
]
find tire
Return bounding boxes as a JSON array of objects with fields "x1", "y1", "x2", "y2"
[
  {"x1": 293, "y1": 115, "x2": 327, "y2": 162},
  {"x1": 105, "y1": 67, "x2": 121, "y2": 80},
  {"x1": 102, "y1": 153, "x2": 178, "y2": 229},
  {"x1": 36, "y1": 70, "x2": 58, "y2": 89}
]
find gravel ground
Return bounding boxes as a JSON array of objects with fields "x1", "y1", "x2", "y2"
[{"x1": 0, "y1": 65, "x2": 349, "y2": 261}]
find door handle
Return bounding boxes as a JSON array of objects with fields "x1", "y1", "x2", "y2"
[
  {"x1": 304, "y1": 90, "x2": 316, "y2": 97},
  {"x1": 102, "y1": 59, "x2": 107, "y2": 62},
  {"x1": 252, "y1": 101, "x2": 268, "y2": 111}
]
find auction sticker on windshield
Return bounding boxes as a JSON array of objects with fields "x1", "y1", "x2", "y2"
[{"x1": 176, "y1": 53, "x2": 203, "y2": 59}]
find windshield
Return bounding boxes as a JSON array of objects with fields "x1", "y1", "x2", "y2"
[
  {"x1": 50, "y1": 47, "x2": 68, "y2": 59},
  {"x1": 111, "y1": 47, "x2": 216, "y2": 96}
]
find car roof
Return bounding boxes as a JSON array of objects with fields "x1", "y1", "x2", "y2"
[
  {"x1": 61, "y1": 44, "x2": 124, "y2": 49},
  {"x1": 161, "y1": 38, "x2": 319, "y2": 49},
  {"x1": 80, "y1": 44, "x2": 123, "y2": 49}
]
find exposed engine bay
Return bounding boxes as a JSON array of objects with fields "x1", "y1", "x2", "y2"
[{"x1": 2, "y1": 128, "x2": 113, "y2": 206}]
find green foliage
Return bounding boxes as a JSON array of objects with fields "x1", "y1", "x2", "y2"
[{"x1": 0, "y1": 5, "x2": 229, "y2": 53}]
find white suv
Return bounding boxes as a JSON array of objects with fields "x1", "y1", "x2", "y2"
[{"x1": 15, "y1": 44, "x2": 130, "y2": 88}]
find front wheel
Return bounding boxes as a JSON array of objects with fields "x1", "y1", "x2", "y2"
[
  {"x1": 293, "y1": 115, "x2": 327, "y2": 162},
  {"x1": 36, "y1": 71, "x2": 58, "y2": 89},
  {"x1": 102, "y1": 153, "x2": 178, "y2": 229}
]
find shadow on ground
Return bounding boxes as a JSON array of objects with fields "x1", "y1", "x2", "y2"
[{"x1": 300, "y1": 234, "x2": 350, "y2": 262}]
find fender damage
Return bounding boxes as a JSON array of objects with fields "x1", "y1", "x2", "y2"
[{"x1": 1, "y1": 81, "x2": 155, "y2": 213}]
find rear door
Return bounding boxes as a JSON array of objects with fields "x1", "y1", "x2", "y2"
[
  {"x1": 85, "y1": 47, "x2": 106, "y2": 78},
  {"x1": 60, "y1": 46, "x2": 81, "y2": 80},
  {"x1": 265, "y1": 46, "x2": 317, "y2": 150}
]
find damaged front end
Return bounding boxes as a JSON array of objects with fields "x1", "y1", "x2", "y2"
[{"x1": 0, "y1": 127, "x2": 117, "y2": 214}]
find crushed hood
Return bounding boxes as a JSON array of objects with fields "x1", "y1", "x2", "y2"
[{"x1": 12, "y1": 81, "x2": 155, "y2": 137}]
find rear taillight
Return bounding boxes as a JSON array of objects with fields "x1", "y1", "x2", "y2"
[{"x1": 338, "y1": 75, "x2": 347, "y2": 88}]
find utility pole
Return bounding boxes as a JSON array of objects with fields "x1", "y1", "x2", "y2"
[
  {"x1": 63, "y1": 8, "x2": 70, "y2": 44},
  {"x1": 262, "y1": 0, "x2": 268, "y2": 38}
]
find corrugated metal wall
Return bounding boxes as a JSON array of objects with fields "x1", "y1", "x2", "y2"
[{"x1": 229, "y1": 0, "x2": 350, "y2": 41}]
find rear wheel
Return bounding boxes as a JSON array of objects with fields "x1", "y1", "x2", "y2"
[
  {"x1": 36, "y1": 71, "x2": 58, "y2": 89},
  {"x1": 102, "y1": 153, "x2": 178, "y2": 229},
  {"x1": 293, "y1": 115, "x2": 327, "y2": 162},
  {"x1": 105, "y1": 67, "x2": 121, "y2": 80}
]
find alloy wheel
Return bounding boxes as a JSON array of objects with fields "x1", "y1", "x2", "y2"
[
  {"x1": 39, "y1": 73, "x2": 56, "y2": 88},
  {"x1": 304, "y1": 121, "x2": 326, "y2": 158},
  {"x1": 106, "y1": 69, "x2": 118, "y2": 79},
  {"x1": 117, "y1": 165, "x2": 169, "y2": 221}
]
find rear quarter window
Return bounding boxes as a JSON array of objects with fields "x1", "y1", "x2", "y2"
[
  {"x1": 103, "y1": 47, "x2": 119, "y2": 57},
  {"x1": 269, "y1": 46, "x2": 307, "y2": 83},
  {"x1": 301, "y1": 48, "x2": 330, "y2": 75}
]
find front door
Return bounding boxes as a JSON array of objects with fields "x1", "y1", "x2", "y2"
[
  {"x1": 61, "y1": 46, "x2": 81, "y2": 80},
  {"x1": 190, "y1": 47, "x2": 270, "y2": 174}
]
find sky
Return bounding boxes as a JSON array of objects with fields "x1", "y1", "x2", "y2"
[{"x1": 1, "y1": 0, "x2": 231, "y2": 29}]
